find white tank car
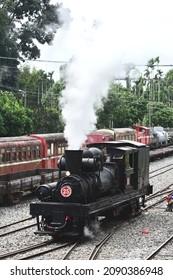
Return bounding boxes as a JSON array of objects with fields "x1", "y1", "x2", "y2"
[{"x1": 153, "y1": 126, "x2": 168, "y2": 147}]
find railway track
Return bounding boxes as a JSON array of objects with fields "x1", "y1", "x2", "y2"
[
  {"x1": 149, "y1": 164, "x2": 173, "y2": 179},
  {"x1": 20, "y1": 241, "x2": 75, "y2": 260},
  {"x1": 1, "y1": 184, "x2": 172, "y2": 259},
  {"x1": 61, "y1": 214, "x2": 141, "y2": 260},
  {"x1": 146, "y1": 234, "x2": 173, "y2": 260},
  {"x1": 0, "y1": 240, "x2": 53, "y2": 260},
  {"x1": 149, "y1": 163, "x2": 173, "y2": 175},
  {"x1": 0, "y1": 217, "x2": 32, "y2": 230},
  {"x1": 0, "y1": 220, "x2": 36, "y2": 238},
  {"x1": 88, "y1": 192, "x2": 172, "y2": 260},
  {"x1": 84, "y1": 189, "x2": 173, "y2": 260}
]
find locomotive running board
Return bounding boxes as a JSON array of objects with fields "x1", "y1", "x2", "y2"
[{"x1": 30, "y1": 187, "x2": 151, "y2": 217}]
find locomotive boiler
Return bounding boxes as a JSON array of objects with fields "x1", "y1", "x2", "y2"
[{"x1": 30, "y1": 141, "x2": 153, "y2": 237}]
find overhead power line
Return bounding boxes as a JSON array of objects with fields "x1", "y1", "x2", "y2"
[
  {"x1": 0, "y1": 56, "x2": 69, "y2": 64},
  {"x1": 135, "y1": 64, "x2": 173, "y2": 67},
  {"x1": 1, "y1": 56, "x2": 173, "y2": 66}
]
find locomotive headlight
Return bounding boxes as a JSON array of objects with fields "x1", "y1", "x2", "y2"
[{"x1": 66, "y1": 171, "x2": 71, "y2": 176}]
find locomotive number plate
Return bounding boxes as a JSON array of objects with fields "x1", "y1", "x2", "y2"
[{"x1": 60, "y1": 185, "x2": 72, "y2": 197}]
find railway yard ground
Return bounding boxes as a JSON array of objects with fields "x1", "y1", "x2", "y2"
[{"x1": 0, "y1": 148, "x2": 173, "y2": 260}]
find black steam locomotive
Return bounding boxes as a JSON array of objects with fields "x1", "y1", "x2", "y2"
[{"x1": 30, "y1": 141, "x2": 153, "y2": 237}]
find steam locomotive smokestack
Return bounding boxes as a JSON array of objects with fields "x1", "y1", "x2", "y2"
[{"x1": 65, "y1": 150, "x2": 83, "y2": 175}]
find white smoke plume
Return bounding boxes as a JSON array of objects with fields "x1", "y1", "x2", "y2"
[
  {"x1": 58, "y1": 2, "x2": 125, "y2": 149},
  {"x1": 83, "y1": 220, "x2": 100, "y2": 239},
  {"x1": 83, "y1": 226, "x2": 95, "y2": 239},
  {"x1": 56, "y1": 0, "x2": 173, "y2": 149}
]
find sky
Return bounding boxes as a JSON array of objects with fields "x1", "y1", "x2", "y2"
[
  {"x1": 30, "y1": 0, "x2": 173, "y2": 80},
  {"x1": 30, "y1": 0, "x2": 173, "y2": 148}
]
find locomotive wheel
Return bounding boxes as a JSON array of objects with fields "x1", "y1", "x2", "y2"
[
  {"x1": 120, "y1": 199, "x2": 140, "y2": 218},
  {"x1": 120, "y1": 204, "x2": 133, "y2": 218}
]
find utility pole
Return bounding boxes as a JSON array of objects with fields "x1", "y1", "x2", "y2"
[
  {"x1": 158, "y1": 77, "x2": 160, "y2": 102},
  {"x1": 148, "y1": 78, "x2": 153, "y2": 127},
  {"x1": 19, "y1": 89, "x2": 26, "y2": 107},
  {"x1": 38, "y1": 86, "x2": 40, "y2": 105}
]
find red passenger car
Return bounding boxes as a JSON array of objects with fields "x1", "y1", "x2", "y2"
[
  {"x1": 0, "y1": 133, "x2": 67, "y2": 204},
  {"x1": 30, "y1": 133, "x2": 67, "y2": 169},
  {"x1": 83, "y1": 129, "x2": 114, "y2": 147},
  {"x1": 83, "y1": 128, "x2": 137, "y2": 147}
]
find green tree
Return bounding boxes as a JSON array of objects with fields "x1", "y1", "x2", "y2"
[
  {"x1": 149, "y1": 102, "x2": 173, "y2": 127},
  {"x1": 0, "y1": 90, "x2": 33, "y2": 136},
  {"x1": 18, "y1": 66, "x2": 65, "y2": 132},
  {"x1": 31, "y1": 79, "x2": 65, "y2": 133},
  {"x1": 32, "y1": 106, "x2": 64, "y2": 133},
  {"x1": 0, "y1": 0, "x2": 64, "y2": 88},
  {"x1": 41, "y1": 79, "x2": 65, "y2": 108},
  {"x1": 162, "y1": 69, "x2": 173, "y2": 106},
  {"x1": 18, "y1": 64, "x2": 54, "y2": 108},
  {"x1": 133, "y1": 57, "x2": 163, "y2": 101},
  {"x1": 0, "y1": 1, "x2": 19, "y2": 90},
  {"x1": 97, "y1": 82, "x2": 148, "y2": 128}
]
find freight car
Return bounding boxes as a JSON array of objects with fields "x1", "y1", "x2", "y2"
[
  {"x1": 0, "y1": 133, "x2": 67, "y2": 204},
  {"x1": 30, "y1": 140, "x2": 153, "y2": 237}
]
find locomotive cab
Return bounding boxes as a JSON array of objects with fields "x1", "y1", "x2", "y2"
[
  {"x1": 105, "y1": 146, "x2": 138, "y2": 192},
  {"x1": 88, "y1": 140, "x2": 152, "y2": 195}
]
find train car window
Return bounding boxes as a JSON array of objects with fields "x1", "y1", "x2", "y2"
[
  {"x1": 58, "y1": 143, "x2": 62, "y2": 155},
  {"x1": 36, "y1": 145, "x2": 40, "y2": 158},
  {"x1": 22, "y1": 147, "x2": 27, "y2": 160},
  {"x1": 33, "y1": 149, "x2": 36, "y2": 159},
  {"x1": 18, "y1": 148, "x2": 22, "y2": 161},
  {"x1": 23, "y1": 151, "x2": 27, "y2": 160},
  {"x1": 11, "y1": 148, "x2": 17, "y2": 161},
  {"x1": 1, "y1": 149, "x2": 5, "y2": 163},
  {"x1": 61, "y1": 146, "x2": 65, "y2": 155},
  {"x1": 51, "y1": 143, "x2": 54, "y2": 155},
  {"x1": 125, "y1": 155, "x2": 130, "y2": 169},
  {"x1": 54, "y1": 143, "x2": 57, "y2": 154},
  {"x1": 125, "y1": 154, "x2": 134, "y2": 169},
  {"x1": 56, "y1": 143, "x2": 58, "y2": 154},
  {"x1": 58, "y1": 142, "x2": 67, "y2": 155},
  {"x1": 27, "y1": 146, "x2": 31, "y2": 160},
  {"x1": 56, "y1": 143, "x2": 60, "y2": 154},
  {"x1": 6, "y1": 148, "x2": 11, "y2": 162},
  {"x1": 47, "y1": 143, "x2": 51, "y2": 156},
  {"x1": 56, "y1": 141, "x2": 67, "y2": 155}
]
